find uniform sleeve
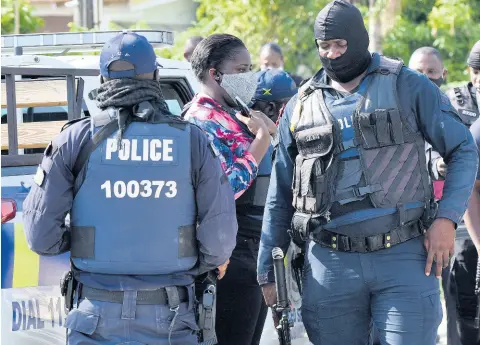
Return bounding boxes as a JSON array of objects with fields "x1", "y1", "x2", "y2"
[
  {"x1": 190, "y1": 126, "x2": 238, "y2": 274},
  {"x1": 188, "y1": 115, "x2": 258, "y2": 200},
  {"x1": 23, "y1": 119, "x2": 91, "y2": 255},
  {"x1": 257, "y1": 95, "x2": 298, "y2": 285},
  {"x1": 470, "y1": 120, "x2": 480, "y2": 181},
  {"x1": 398, "y1": 69, "x2": 478, "y2": 225}
]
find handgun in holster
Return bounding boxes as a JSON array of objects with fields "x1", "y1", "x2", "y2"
[
  {"x1": 195, "y1": 271, "x2": 218, "y2": 345},
  {"x1": 60, "y1": 271, "x2": 77, "y2": 313},
  {"x1": 421, "y1": 199, "x2": 438, "y2": 230},
  {"x1": 291, "y1": 250, "x2": 305, "y2": 296}
]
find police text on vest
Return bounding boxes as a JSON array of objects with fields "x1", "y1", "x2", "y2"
[
  {"x1": 101, "y1": 180, "x2": 177, "y2": 199},
  {"x1": 105, "y1": 138, "x2": 174, "y2": 161}
]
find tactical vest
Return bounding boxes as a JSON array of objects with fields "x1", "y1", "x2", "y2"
[
  {"x1": 236, "y1": 144, "x2": 273, "y2": 208},
  {"x1": 70, "y1": 108, "x2": 197, "y2": 275},
  {"x1": 290, "y1": 56, "x2": 433, "y2": 239},
  {"x1": 445, "y1": 85, "x2": 479, "y2": 127}
]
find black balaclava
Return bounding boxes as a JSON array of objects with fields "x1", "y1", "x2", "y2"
[
  {"x1": 467, "y1": 40, "x2": 480, "y2": 69},
  {"x1": 429, "y1": 77, "x2": 444, "y2": 87},
  {"x1": 314, "y1": 0, "x2": 371, "y2": 83}
]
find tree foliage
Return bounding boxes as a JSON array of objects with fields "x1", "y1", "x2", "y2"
[
  {"x1": 160, "y1": 0, "x2": 480, "y2": 83},
  {"x1": 158, "y1": 0, "x2": 332, "y2": 77},
  {"x1": 68, "y1": 20, "x2": 151, "y2": 33},
  {"x1": 1, "y1": 0, "x2": 44, "y2": 34},
  {"x1": 383, "y1": 0, "x2": 480, "y2": 82}
]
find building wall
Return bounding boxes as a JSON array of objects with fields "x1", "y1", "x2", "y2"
[
  {"x1": 29, "y1": 0, "x2": 197, "y2": 33},
  {"x1": 38, "y1": 15, "x2": 74, "y2": 33}
]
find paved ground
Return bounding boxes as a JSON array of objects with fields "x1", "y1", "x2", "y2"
[{"x1": 260, "y1": 303, "x2": 448, "y2": 345}]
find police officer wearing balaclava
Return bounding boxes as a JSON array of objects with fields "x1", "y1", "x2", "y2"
[
  {"x1": 257, "y1": 1, "x2": 478, "y2": 344},
  {"x1": 22, "y1": 31, "x2": 238, "y2": 345}
]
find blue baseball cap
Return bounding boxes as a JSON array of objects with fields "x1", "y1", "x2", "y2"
[
  {"x1": 100, "y1": 31, "x2": 158, "y2": 78},
  {"x1": 252, "y1": 70, "x2": 298, "y2": 102}
]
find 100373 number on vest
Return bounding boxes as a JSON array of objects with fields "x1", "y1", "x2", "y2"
[{"x1": 100, "y1": 180, "x2": 177, "y2": 199}]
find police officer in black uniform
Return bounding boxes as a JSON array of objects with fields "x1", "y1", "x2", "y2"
[
  {"x1": 445, "y1": 41, "x2": 480, "y2": 127},
  {"x1": 441, "y1": 39, "x2": 480, "y2": 345}
]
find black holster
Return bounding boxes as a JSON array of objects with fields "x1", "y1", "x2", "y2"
[
  {"x1": 421, "y1": 199, "x2": 438, "y2": 230},
  {"x1": 291, "y1": 251, "x2": 305, "y2": 296},
  {"x1": 195, "y1": 271, "x2": 218, "y2": 345},
  {"x1": 60, "y1": 271, "x2": 77, "y2": 313}
]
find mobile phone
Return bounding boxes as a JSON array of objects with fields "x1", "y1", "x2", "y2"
[{"x1": 235, "y1": 96, "x2": 251, "y2": 117}]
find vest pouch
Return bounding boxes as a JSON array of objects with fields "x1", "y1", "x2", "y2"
[
  {"x1": 355, "y1": 109, "x2": 405, "y2": 149},
  {"x1": 290, "y1": 212, "x2": 327, "y2": 244},
  {"x1": 292, "y1": 154, "x2": 337, "y2": 214},
  {"x1": 295, "y1": 125, "x2": 334, "y2": 159},
  {"x1": 293, "y1": 125, "x2": 336, "y2": 213}
]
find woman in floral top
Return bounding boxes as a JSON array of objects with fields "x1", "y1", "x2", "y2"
[{"x1": 184, "y1": 34, "x2": 276, "y2": 345}]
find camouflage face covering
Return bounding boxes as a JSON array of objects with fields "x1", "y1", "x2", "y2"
[
  {"x1": 95, "y1": 78, "x2": 169, "y2": 113},
  {"x1": 95, "y1": 78, "x2": 171, "y2": 150}
]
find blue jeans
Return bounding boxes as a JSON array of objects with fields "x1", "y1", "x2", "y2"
[
  {"x1": 301, "y1": 236, "x2": 442, "y2": 345},
  {"x1": 65, "y1": 288, "x2": 198, "y2": 345}
]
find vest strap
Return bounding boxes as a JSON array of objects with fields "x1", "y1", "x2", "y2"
[
  {"x1": 336, "y1": 138, "x2": 357, "y2": 152},
  {"x1": 71, "y1": 225, "x2": 197, "y2": 260},
  {"x1": 310, "y1": 219, "x2": 425, "y2": 253},
  {"x1": 334, "y1": 183, "x2": 383, "y2": 205},
  {"x1": 388, "y1": 109, "x2": 405, "y2": 144},
  {"x1": 71, "y1": 226, "x2": 95, "y2": 259},
  {"x1": 73, "y1": 118, "x2": 119, "y2": 178}
]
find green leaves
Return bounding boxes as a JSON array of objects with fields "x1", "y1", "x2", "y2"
[
  {"x1": 383, "y1": 0, "x2": 480, "y2": 82},
  {"x1": 1, "y1": 0, "x2": 44, "y2": 34},
  {"x1": 160, "y1": 0, "x2": 480, "y2": 82},
  {"x1": 158, "y1": 0, "x2": 330, "y2": 78}
]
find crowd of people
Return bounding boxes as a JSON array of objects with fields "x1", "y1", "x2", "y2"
[{"x1": 21, "y1": 0, "x2": 480, "y2": 344}]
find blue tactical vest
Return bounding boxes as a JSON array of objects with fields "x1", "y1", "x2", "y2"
[
  {"x1": 70, "y1": 108, "x2": 197, "y2": 275},
  {"x1": 290, "y1": 56, "x2": 433, "y2": 236}
]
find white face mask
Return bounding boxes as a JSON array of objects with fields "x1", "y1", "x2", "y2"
[{"x1": 220, "y1": 71, "x2": 258, "y2": 105}]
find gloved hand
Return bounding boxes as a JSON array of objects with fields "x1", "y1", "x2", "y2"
[{"x1": 436, "y1": 158, "x2": 447, "y2": 177}]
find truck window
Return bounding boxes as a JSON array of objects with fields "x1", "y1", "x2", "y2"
[
  {"x1": 160, "y1": 79, "x2": 192, "y2": 116},
  {"x1": 1, "y1": 77, "x2": 194, "y2": 155}
]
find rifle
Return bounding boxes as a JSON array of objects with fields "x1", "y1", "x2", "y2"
[{"x1": 272, "y1": 247, "x2": 292, "y2": 345}]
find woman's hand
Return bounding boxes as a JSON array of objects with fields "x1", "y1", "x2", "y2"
[
  {"x1": 235, "y1": 112, "x2": 269, "y2": 137},
  {"x1": 251, "y1": 110, "x2": 278, "y2": 136}
]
